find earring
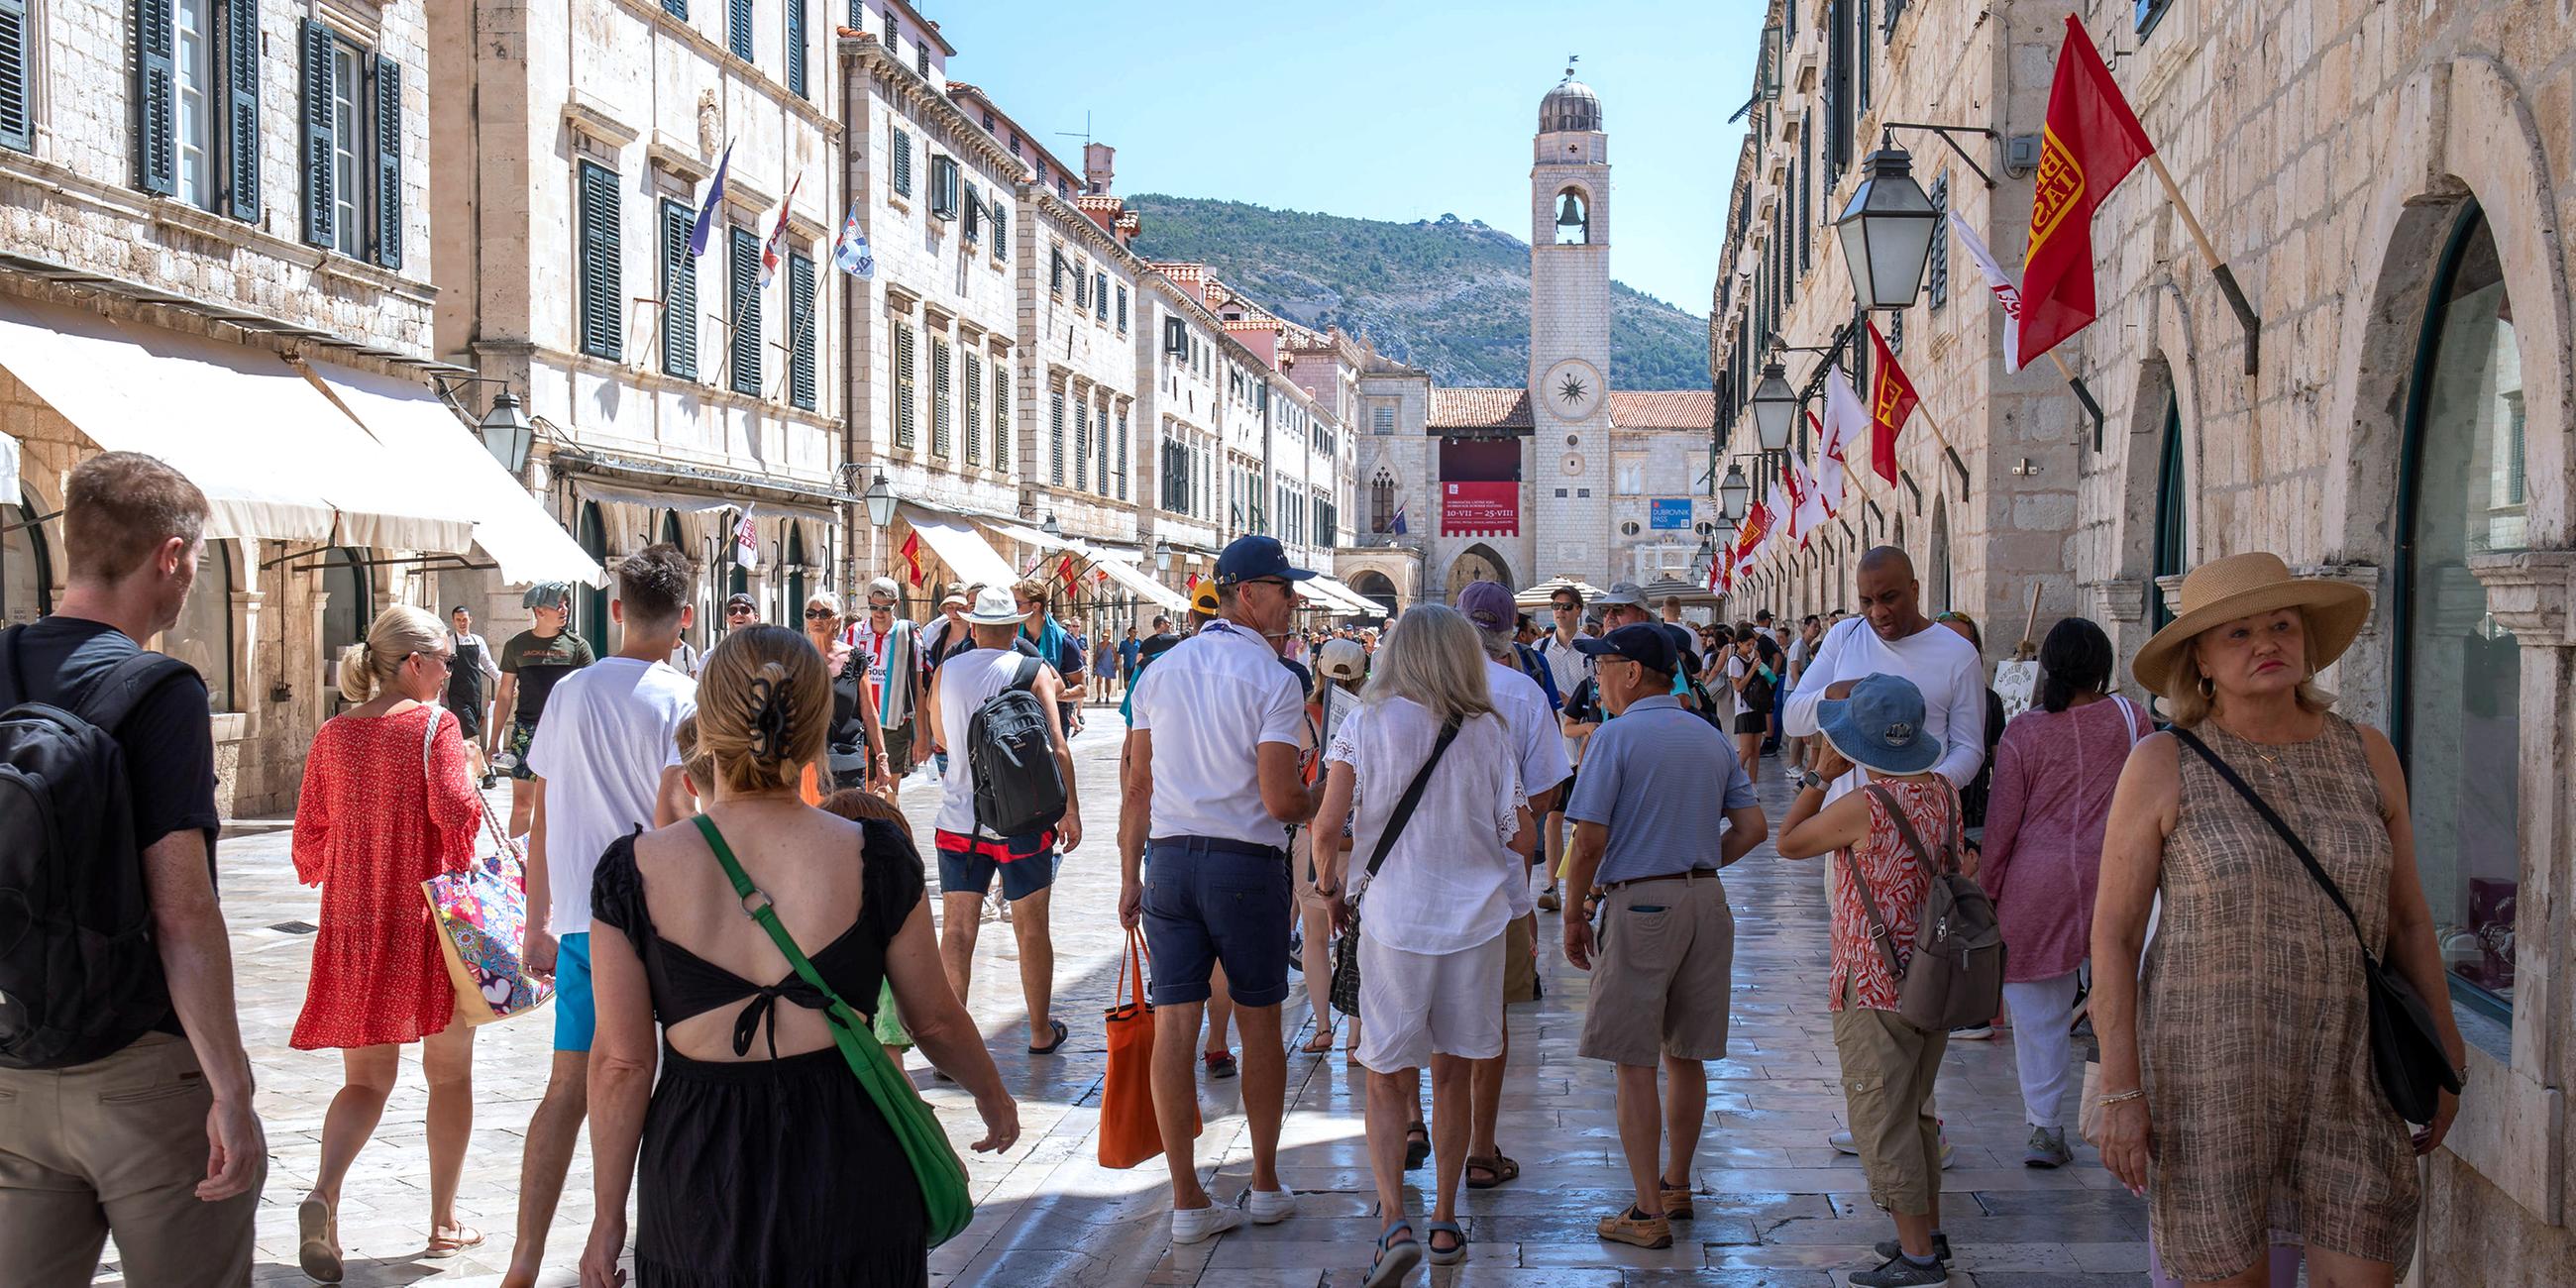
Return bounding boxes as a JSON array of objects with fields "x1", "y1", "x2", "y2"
[{"x1": 2198, "y1": 675, "x2": 2215, "y2": 699}]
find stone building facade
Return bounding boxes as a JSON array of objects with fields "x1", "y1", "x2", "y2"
[
  {"x1": 429, "y1": 0, "x2": 850, "y2": 658},
  {"x1": 1709, "y1": 0, "x2": 2576, "y2": 1274},
  {"x1": 1345, "y1": 70, "x2": 1717, "y2": 613},
  {"x1": 0, "y1": 0, "x2": 573, "y2": 813}
]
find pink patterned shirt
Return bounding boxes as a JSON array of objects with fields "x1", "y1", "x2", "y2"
[{"x1": 1829, "y1": 778, "x2": 1961, "y2": 1013}]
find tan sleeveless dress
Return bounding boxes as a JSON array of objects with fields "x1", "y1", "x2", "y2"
[{"x1": 2141, "y1": 715, "x2": 2418, "y2": 1278}]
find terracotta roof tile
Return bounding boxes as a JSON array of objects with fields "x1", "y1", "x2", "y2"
[
  {"x1": 1430, "y1": 388, "x2": 1532, "y2": 429},
  {"x1": 1609, "y1": 390, "x2": 1714, "y2": 430}
]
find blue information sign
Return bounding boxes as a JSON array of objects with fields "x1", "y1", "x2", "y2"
[{"x1": 1650, "y1": 498, "x2": 1691, "y2": 530}]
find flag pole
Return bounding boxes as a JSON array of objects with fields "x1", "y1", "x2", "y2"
[
  {"x1": 1908, "y1": 399, "x2": 1973, "y2": 500},
  {"x1": 2043, "y1": 351, "x2": 2108, "y2": 449},
  {"x1": 2143, "y1": 154, "x2": 2262, "y2": 375}
]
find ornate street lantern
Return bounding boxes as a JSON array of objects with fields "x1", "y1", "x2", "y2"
[
  {"x1": 478, "y1": 390, "x2": 534, "y2": 475},
  {"x1": 1750, "y1": 359, "x2": 1798, "y2": 454},
  {"x1": 1835, "y1": 145, "x2": 1941, "y2": 312},
  {"x1": 1719, "y1": 463, "x2": 1752, "y2": 521},
  {"x1": 863, "y1": 473, "x2": 897, "y2": 528}
]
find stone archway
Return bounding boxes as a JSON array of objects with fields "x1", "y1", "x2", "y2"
[
  {"x1": 1349, "y1": 570, "x2": 1399, "y2": 618},
  {"x1": 1446, "y1": 542, "x2": 1513, "y2": 597}
]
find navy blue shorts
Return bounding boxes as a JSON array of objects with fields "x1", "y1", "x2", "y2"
[
  {"x1": 1142, "y1": 836, "x2": 1293, "y2": 1008},
  {"x1": 934, "y1": 829, "x2": 1059, "y2": 903}
]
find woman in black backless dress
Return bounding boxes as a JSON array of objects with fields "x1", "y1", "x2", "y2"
[{"x1": 579, "y1": 626, "x2": 1018, "y2": 1287}]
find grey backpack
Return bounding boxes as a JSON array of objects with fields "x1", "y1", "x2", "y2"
[{"x1": 1843, "y1": 781, "x2": 2006, "y2": 1032}]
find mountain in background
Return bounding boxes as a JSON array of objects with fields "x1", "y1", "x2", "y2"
[{"x1": 1125, "y1": 195, "x2": 1711, "y2": 391}]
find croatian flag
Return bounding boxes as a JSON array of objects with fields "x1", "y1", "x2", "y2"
[
  {"x1": 833, "y1": 204, "x2": 876, "y2": 279},
  {"x1": 759, "y1": 175, "x2": 804, "y2": 289},
  {"x1": 687, "y1": 142, "x2": 733, "y2": 259},
  {"x1": 1390, "y1": 503, "x2": 1408, "y2": 535}
]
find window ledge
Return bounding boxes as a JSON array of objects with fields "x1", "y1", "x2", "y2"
[{"x1": 2439, "y1": 1015, "x2": 2565, "y2": 1227}]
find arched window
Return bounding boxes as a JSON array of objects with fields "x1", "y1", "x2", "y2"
[
  {"x1": 1370, "y1": 471, "x2": 1398, "y2": 533},
  {"x1": 1927, "y1": 497, "x2": 1952, "y2": 615},
  {"x1": 785, "y1": 525, "x2": 807, "y2": 628},
  {"x1": 577, "y1": 502, "x2": 610, "y2": 656},
  {"x1": 2151, "y1": 393, "x2": 2187, "y2": 629},
  {"x1": 320, "y1": 548, "x2": 371, "y2": 671},
  {"x1": 165, "y1": 540, "x2": 235, "y2": 711},
  {"x1": 2, "y1": 489, "x2": 53, "y2": 624},
  {"x1": 1555, "y1": 188, "x2": 1589, "y2": 246},
  {"x1": 2393, "y1": 199, "x2": 2523, "y2": 1014}
]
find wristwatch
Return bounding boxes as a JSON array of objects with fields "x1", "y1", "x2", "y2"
[{"x1": 1796, "y1": 768, "x2": 1828, "y2": 792}]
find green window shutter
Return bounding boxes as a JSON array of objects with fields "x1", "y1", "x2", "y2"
[
  {"x1": 726, "y1": 0, "x2": 752, "y2": 60},
  {"x1": 929, "y1": 336, "x2": 951, "y2": 455},
  {"x1": 664, "y1": 0, "x2": 687, "y2": 16},
  {"x1": 1074, "y1": 266, "x2": 1087, "y2": 309},
  {"x1": 962, "y1": 351, "x2": 982, "y2": 464},
  {"x1": 891, "y1": 128, "x2": 910, "y2": 197},
  {"x1": 576, "y1": 161, "x2": 621, "y2": 359},
  {"x1": 220, "y1": 0, "x2": 257, "y2": 216},
  {"x1": 962, "y1": 180, "x2": 979, "y2": 239},
  {"x1": 788, "y1": 253, "x2": 816, "y2": 409},
  {"x1": 993, "y1": 368, "x2": 1010, "y2": 470},
  {"x1": 371, "y1": 54, "x2": 401, "y2": 268},
  {"x1": 0, "y1": 0, "x2": 33, "y2": 154},
  {"x1": 786, "y1": 0, "x2": 805, "y2": 97},
  {"x1": 1093, "y1": 272, "x2": 1107, "y2": 322},
  {"x1": 892, "y1": 322, "x2": 915, "y2": 447},
  {"x1": 728, "y1": 227, "x2": 761, "y2": 394},
  {"x1": 135, "y1": 0, "x2": 176, "y2": 194},
  {"x1": 298, "y1": 21, "x2": 334, "y2": 245},
  {"x1": 1116, "y1": 286, "x2": 1127, "y2": 332},
  {"x1": 1115, "y1": 410, "x2": 1127, "y2": 500},
  {"x1": 1074, "y1": 402, "x2": 1089, "y2": 491},
  {"x1": 660, "y1": 200, "x2": 698, "y2": 378},
  {"x1": 1048, "y1": 392, "x2": 1064, "y2": 484},
  {"x1": 1049, "y1": 248, "x2": 1064, "y2": 294},
  {"x1": 991, "y1": 201, "x2": 1008, "y2": 259}
]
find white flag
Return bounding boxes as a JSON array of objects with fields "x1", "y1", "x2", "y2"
[
  {"x1": 1789, "y1": 453, "x2": 1832, "y2": 541},
  {"x1": 1950, "y1": 209, "x2": 2025, "y2": 374},
  {"x1": 1819, "y1": 368, "x2": 1868, "y2": 513},
  {"x1": 1764, "y1": 483, "x2": 1792, "y2": 554},
  {"x1": 733, "y1": 507, "x2": 758, "y2": 570}
]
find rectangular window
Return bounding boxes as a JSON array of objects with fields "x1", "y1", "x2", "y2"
[
  {"x1": 1115, "y1": 285, "x2": 1128, "y2": 332},
  {"x1": 327, "y1": 43, "x2": 361, "y2": 256},
  {"x1": 890, "y1": 128, "x2": 911, "y2": 198},
  {"x1": 1163, "y1": 316, "x2": 1187, "y2": 355},
  {"x1": 726, "y1": 0, "x2": 752, "y2": 61},
  {"x1": 1372, "y1": 405, "x2": 1395, "y2": 434},
  {"x1": 963, "y1": 351, "x2": 983, "y2": 464},
  {"x1": 1614, "y1": 452, "x2": 1646, "y2": 495},
  {"x1": 576, "y1": 161, "x2": 621, "y2": 360},
  {"x1": 659, "y1": 199, "x2": 698, "y2": 377},
  {"x1": 927, "y1": 154, "x2": 958, "y2": 220},
  {"x1": 1049, "y1": 247, "x2": 1065, "y2": 296},
  {"x1": 787, "y1": 252, "x2": 816, "y2": 410},
  {"x1": 892, "y1": 321, "x2": 915, "y2": 448},
  {"x1": 962, "y1": 180, "x2": 980, "y2": 242},
  {"x1": 1074, "y1": 402, "x2": 1090, "y2": 492},
  {"x1": 1093, "y1": 271, "x2": 1108, "y2": 323},
  {"x1": 929, "y1": 336, "x2": 952, "y2": 456},
  {"x1": 173, "y1": 0, "x2": 212, "y2": 207},
  {"x1": 0, "y1": 0, "x2": 35, "y2": 154},
  {"x1": 992, "y1": 367, "x2": 1010, "y2": 470},
  {"x1": 1074, "y1": 264, "x2": 1088, "y2": 309},
  {"x1": 990, "y1": 199, "x2": 1008, "y2": 259},
  {"x1": 666, "y1": 0, "x2": 687, "y2": 16},
  {"x1": 786, "y1": 0, "x2": 805, "y2": 97},
  {"x1": 2135, "y1": 0, "x2": 2172, "y2": 37},
  {"x1": 1858, "y1": 0, "x2": 1873, "y2": 114},
  {"x1": 1798, "y1": 124, "x2": 1811, "y2": 273},
  {"x1": 1048, "y1": 392, "x2": 1066, "y2": 484},
  {"x1": 727, "y1": 226, "x2": 761, "y2": 395},
  {"x1": 1115, "y1": 410, "x2": 1128, "y2": 500}
]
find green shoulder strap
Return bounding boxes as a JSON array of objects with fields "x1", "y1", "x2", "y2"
[{"x1": 692, "y1": 814, "x2": 866, "y2": 1025}]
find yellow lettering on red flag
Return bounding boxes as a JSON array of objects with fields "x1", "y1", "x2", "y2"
[{"x1": 2025, "y1": 126, "x2": 2087, "y2": 268}]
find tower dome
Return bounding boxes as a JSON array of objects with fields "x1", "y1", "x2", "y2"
[{"x1": 1539, "y1": 73, "x2": 1601, "y2": 135}]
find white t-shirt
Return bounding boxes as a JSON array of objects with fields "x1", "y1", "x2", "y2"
[
  {"x1": 1485, "y1": 659, "x2": 1571, "y2": 816},
  {"x1": 526, "y1": 657, "x2": 697, "y2": 936},
  {"x1": 1128, "y1": 619, "x2": 1307, "y2": 846},
  {"x1": 1327, "y1": 698, "x2": 1525, "y2": 955},
  {"x1": 1782, "y1": 615, "x2": 1987, "y2": 805},
  {"x1": 934, "y1": 647, "x2": 1047, "y2": 838},
  {"x1": 1533, "y1": 633, "x2": 1591, "y2": 758}
]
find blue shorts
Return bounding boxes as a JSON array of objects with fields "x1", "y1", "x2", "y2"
[
  {"x1": 934, "y1": 829, "x2": 1060, "y2": 903},
  {"x1": 1142, "y1": 836, "x2": 1293, "y2": 1009},
  {"x1": 552, "y1": 931, "x2": 594, "y2": 1052}
]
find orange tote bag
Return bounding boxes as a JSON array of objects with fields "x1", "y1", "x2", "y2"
[{"x1": 1100, "y1": 929, "x2": 1195, "y2": 1168}]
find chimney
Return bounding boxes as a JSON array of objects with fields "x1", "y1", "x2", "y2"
[{"x1": 1085, "y1": 143, "x2": 1116, "y2": 195}]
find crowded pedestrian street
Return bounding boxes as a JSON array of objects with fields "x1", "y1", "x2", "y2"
[{"x1": 109, "y1": 719, "x2": 2144, "y2": 1288}]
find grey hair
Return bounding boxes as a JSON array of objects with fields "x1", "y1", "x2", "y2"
[
  {"x1": 1361, "y1": 603, "x2": 1494, "y2": 724},
  {"x1": 1474, "y1": 623, "x2": 1517, "y2": 661}
]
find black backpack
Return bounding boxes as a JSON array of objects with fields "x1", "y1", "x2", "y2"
[
  {"x1": 968, "y1": 656, "x2": 1068, "y2": 838},
  {"x1": 0, "y1": 629, "x2": 193, "y2": 1069}
]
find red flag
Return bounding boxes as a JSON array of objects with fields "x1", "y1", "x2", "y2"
[
  {"x1": 897, "y1": 530, "x2": 924, "y2": 587},
  {"x1": 1865, "y1": 321, "x2": 1919, "y2": 485},
  {"x1": 2019, "y1": 15, "x2": 2155, "y2": 369},
  {"x1": 1055, "y1": 554, "x2": 1080, "y2": 595},
  {"x1": 1184, "y1": 572, "x2": 1200, "y2": 591}
]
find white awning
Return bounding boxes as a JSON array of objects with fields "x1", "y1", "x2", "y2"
[
  {"x1": 900, "y1": 508, "x2": 1018, "y2": 590},
  {"x1": 0, "y1": 296, "x2": 472, "y2": 552},
  {"x1": 986, "y1": 519, "x2": 1067, "y2": 553},
  {"x1": 303, "y1": 360, "x2": 607, "y2": 588},
  {"x1": 0, "y1": 432, "x2": 18, "y2": 503},
  {"x1": 1298, "y1": 574, "x2": 1379, "y2": 616},
  {"x1": 576, "y1": 483, "x2": 740, "y2": 513},
  {"x1": 1091, "y1": 550, "x2": 1188, "y2": 612}
]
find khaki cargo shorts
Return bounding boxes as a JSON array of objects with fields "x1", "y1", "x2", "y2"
[{"x1": 1575, "y1": 871, "x2": 1734, "y2": 1066}]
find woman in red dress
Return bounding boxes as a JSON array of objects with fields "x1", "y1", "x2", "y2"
[{"x1": 290, "y1": 603, "x2": 486, "y2": 1279}]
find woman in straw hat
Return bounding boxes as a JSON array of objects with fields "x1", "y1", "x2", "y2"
[{"x1": 2091, "y1": 552, "x2": 2463, "y2": 1286}]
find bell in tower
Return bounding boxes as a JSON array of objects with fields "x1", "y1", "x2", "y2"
[{"x1": 1555, "y1": 190, "x2": 1589, "y2": 245}]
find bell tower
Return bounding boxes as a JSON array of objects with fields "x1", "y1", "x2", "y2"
[{"x1": 1530, "y1": 58, "x2": 1613, "y2": 585}]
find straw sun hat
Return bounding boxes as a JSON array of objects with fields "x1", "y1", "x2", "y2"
[{"x1": 2130, "y1": 552, "x2": 2371, "y2": 696}]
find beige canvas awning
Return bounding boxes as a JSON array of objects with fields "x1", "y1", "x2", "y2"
[{"x1": 900, "y1": 508, "x2": 1020, "y2": 590}]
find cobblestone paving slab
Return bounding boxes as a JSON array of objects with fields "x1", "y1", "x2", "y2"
[{"x1": 93, "y1": 717, "x2": 2144, "y2": 1287}]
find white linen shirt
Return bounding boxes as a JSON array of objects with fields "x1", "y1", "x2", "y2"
[
  {"x1": 1782, "y1": 615, "x2": 1986, "y2": 805},
  {"x1": 1327, "y1": 698, "x2": 1525, "y2": 955},
  {"x1": 1486, "y1": 659, "x2": 1572, "y2": 815},
  {"x1": 1128, "y1": 619, "x2": 1307, "y2": 846}
]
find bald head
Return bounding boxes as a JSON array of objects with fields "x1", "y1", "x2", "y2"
[{"x1": 1854, "y1": 545, "x2": 1928, "y2": 641}]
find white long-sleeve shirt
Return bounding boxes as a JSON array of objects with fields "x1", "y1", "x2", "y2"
[{"x1": 1783, "y1": 615, "x2": 1987, "y2": 805}]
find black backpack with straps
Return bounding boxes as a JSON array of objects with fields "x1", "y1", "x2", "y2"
[
  {"x1": 967, "y1": 656, "x2": 1068, "y2": 838},
  {"x1": 0, "y1": 627, "x2": 195, "y2": 1069}
]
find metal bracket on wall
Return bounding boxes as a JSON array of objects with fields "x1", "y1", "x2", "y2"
[{"x1": 0, "y1": 508, "x2": 60, "y2": 536}]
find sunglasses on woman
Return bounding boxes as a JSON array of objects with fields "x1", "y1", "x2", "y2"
[{"x1": 804, "y1": 607, "x2": 837, "y2": 620}]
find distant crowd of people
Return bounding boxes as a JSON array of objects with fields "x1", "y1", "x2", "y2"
[{"x1": 0, "y1": 449, "x2": 2467, "y2": 1288}]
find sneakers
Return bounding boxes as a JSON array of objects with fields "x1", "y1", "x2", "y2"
[
  {"x1": 1873, "y1": 1233, "x2": 1952, "y2": 1263},
  {"x1": 1243, "y1": 1187, "x2": 1297, "y2": 1225},
  {"x1": 1948, "y1": 1023, "x2": 1996, "y2": 1040},
  {"x1": 1537, "y1": 886, "x2": 1561, "y2": 912},
  {"x1": 1829, "y1": 1128, "x2": 1955, "y2": 1169},
  {"x1": 1594, "y1": 1206, "x2": 1673, "y2": 1249},
  {"x1": 2023, "y1": 1125, "x2": 2072, "y2": 1168},
  {"x1": 1849, "y1": 1251, "x2": 1951, "y2": 1286},
  {"x1": 1205, "y1": 1049, "x2": 1237, "y2": 1079},
  {"x1": 1170, "y1": 1203, "x2": 1244, "y2": 1244}
]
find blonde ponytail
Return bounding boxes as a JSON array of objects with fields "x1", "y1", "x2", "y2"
[{"x1": 340, "y1": 603, "x2": 444, "y2": 704}]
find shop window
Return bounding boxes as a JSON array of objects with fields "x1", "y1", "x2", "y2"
[
  {"x1": 785, "y1": 526, "x2": 806, "y2": 629},
  {"x1": 320, "y1": 547, "x2": 370, "y2": 677},
  {"x1": 2394, "y1": 201, "x2": 2523, "y2": 1015},
  {"x1": 1, "y1": 491, "x2": 52, "y2": 624},
  {"x1": 164, "y1": 539, "x2": 234, "y2": 711}
]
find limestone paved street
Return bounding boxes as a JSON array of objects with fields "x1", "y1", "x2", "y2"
[{"x1": 97, "y1": 713, "x2": 2146, "y2": 1288}]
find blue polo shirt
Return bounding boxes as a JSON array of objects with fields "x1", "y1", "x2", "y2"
[{"x1": 1563, "y1": 694, "x2": 1757, "y2": 885}]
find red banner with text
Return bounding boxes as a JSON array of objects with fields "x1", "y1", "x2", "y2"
[{"x1": 1442, "y1": 482, "x2": 1519, "y2": 536}]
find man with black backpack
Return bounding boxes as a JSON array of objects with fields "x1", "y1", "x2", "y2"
[
  {"x1": 0, "y1": 452, "x2": 266, "y2": 1286},
  {"x1": 930, "y1": 588, "x2": 1082, "y2": 1056}
]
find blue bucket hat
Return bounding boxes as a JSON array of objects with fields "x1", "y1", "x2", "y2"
[{"x1": 1815, "y1": 673, "x2": 1940, "y2": 776}]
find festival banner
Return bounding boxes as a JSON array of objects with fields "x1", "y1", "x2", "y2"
[
  {"x1": 2020, "y1": 14, "x2": 2155, "y2": 369},
  {"x1": 1441, "y1": 482, "x2": 1519, "y2": 536}
]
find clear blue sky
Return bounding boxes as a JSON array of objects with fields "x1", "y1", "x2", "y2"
[{"x1": 924, "y1": 0, "x2": 1762, "y2": 315}]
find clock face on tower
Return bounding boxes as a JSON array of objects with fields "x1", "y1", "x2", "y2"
[{"x1": 1540, "y1": 358, "x2": 1604, "y2": 421}]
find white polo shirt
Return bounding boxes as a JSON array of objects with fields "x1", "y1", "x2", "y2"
[{"x1": 1128, "y1": 618, "x2": 1307, "y2": 846}]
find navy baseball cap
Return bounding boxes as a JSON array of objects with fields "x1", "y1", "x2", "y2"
[
  {"x1": 1572, "y1": 622, "x2": 1679, "y2": 675},
  {"x1": 1213, "y1": 534, "x2": 1317, "y2": 587}
]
